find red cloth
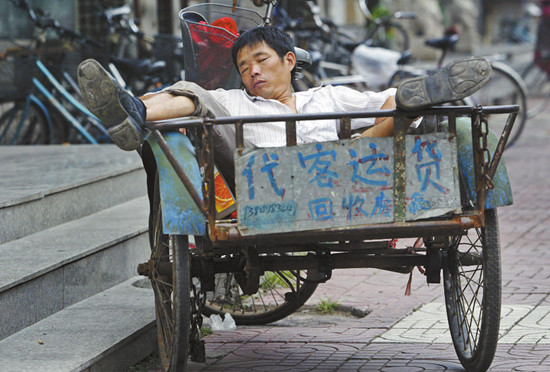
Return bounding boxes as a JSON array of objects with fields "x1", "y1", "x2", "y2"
[{"x1": 188, "y1": 17, "x2": 240, "y2": 90}]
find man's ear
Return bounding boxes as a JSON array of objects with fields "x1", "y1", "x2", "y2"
[{"x1": 284, "y1": 51, "x2": 296, "y2": 71}]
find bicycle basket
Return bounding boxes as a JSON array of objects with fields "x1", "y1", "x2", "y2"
[
  {"x1": 0, "y1": 55, "x2": 37, "y2": 102},
  {"x1": 179, "y1": 3, "x2": 264, "y2": 90}
]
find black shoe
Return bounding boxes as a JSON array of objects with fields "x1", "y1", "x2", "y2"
[
  {"x1": 395, "y1": 57, "x2": 492, "y2": 111},
  {"x1": 77, "y1": 59, "x2": 145, "y2": 151}
]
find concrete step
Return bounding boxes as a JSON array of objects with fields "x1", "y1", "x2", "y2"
[
  {"x1": 0, "y1": 196, "x2": 150, "y2": 341},
  {"x1": 0, "y1": 145, "x2": 146, "y2": 245},
  {"x1": 0, "y1": 277, "x2": 156, "y2": 372}
]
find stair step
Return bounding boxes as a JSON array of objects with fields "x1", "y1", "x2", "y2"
[
  {"x1": 0, "y1": 145, "x2": 146, "y2": 245},
  {"x1": 0, "y1": 277, "x2": 156, "y2": 372},
  {"x1": 0, "y1": 196, "x2": 150, "y2": 341}
]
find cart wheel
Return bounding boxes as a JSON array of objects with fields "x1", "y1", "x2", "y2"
[
  {"x1": 149, "y1": 174, "x2": 194, "y2": 371},
  {"x1": 203, "y1": 253, "x2": 319, "y2": 325},
  {"x1": 443, "y1": 208, "x2": 501, "y2": 372}
]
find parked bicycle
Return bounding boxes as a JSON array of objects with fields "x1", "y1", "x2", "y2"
[
  {"x1": 273, "y1": 0, "x2": 415, "y2": 90},
  {"x1": 0, "y1": 0, "x2": 117, "y2": 145},
  {"x1": 0, "y1": 0, "x2": 184, "y2": 146}
]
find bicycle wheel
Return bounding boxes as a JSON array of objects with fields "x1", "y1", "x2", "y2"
[
  {"x1": 465, "y1": 62, "x2": 527, "y2": 149},
  {"x1": 443, "y1": 208, "x2": 501, "y2": 372},
  {"x1": 368, "y1": 22, "x2": 409, "y2": 52},
  {"x1": 203, "y1": 253, "x2": 319, "y2": 325},
  {"x1": 149, "y1": 175, "x2": 192, "y2": 371},
  {"x1": 521, "y1": 62, "x2": 550, "y2": 118},
  {"x1": 0, "y1": 100, "x2": 49, "y2": 145}
]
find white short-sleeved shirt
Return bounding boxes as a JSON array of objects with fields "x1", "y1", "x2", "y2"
[{"x1": 209, "y1": 85, "x2": 397, "y2": 147}]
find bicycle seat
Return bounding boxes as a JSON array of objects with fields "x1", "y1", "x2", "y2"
[
  {"x1": 295, "y1": 47, "x2": 312, "y2": 69},
  {"x1": 425, "y1": 34, "x2": 459, "y2": 51},
  {"x1": 342, "y1": 41, "x2": 362, "y2": 53},
  {"x1": 397, "y1": 50, "x2": 413, "y2": 65}
]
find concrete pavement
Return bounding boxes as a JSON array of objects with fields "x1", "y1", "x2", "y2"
[{"x1": 180, "y1": 108, "x2": 550, "y2": 371}]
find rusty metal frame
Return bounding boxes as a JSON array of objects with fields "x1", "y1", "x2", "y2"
[{"x1": 144, "y1": 105, "x2": 518, "y2": 247}]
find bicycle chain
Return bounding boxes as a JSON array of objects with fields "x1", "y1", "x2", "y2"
[
  {"x1": 474, "y1": 106, "x2": 494, "y2": 190},
  {"x1": 200, "y1": 126, "x2": 213, "y2": 214}
]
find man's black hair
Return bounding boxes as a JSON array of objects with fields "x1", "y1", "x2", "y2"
[{"x1": 231, "y1": 26, "x2": 296, "y2": 79}]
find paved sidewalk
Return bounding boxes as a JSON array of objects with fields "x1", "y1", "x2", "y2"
[{"x1": 183, "y1": 109, "x2": 550, "y2": 371}]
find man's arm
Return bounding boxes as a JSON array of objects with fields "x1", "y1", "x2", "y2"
[
  {"x1": 141, "y1": 92, "x2": 196, "y2": 121},
  {"x1": 360, "y1": 96, "x2": 417, "y2": 138}
]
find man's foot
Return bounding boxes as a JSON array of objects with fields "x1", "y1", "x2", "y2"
[
  {"x1": 395, "y1": 57, "x2": 492, "y2": 111},
  {"x1": 77, "y1": 59, "x2": 145, "y2": 151}
]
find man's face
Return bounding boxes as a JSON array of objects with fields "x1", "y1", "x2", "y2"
[{"x1": 236, "y1": 41, "x2": 295, "y2": 99}]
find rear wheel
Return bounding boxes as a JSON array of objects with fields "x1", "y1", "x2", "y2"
[
  {"x1": 521, "y1": 61, "x2": 550, "y2": 118},
  {"x1": 0, "y1": 100, "x2": 50, "y2": 145},
  {"x1": 203, "y1": 252, "x2": 319, "y2": 325},
  {"x1": 443, "y1": 209, "x2": 501, "y2": 372}
]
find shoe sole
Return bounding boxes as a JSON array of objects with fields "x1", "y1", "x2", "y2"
[
  {"x1": 77, "y1": 59, "x2": 128, "y2": 127},
  {"x1": 77, "y1": 59, "x2": 142, "y2": 151},
  {"x1": 396, "y1": 57, "x2": 492, "y2": 111}
]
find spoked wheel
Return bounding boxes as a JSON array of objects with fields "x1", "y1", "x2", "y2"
[
  {"x1": 443, "y1": 208, "x2": 501, "y2": 372},
  {"x1": 203, "y1": 252, "x2": 319, "y2": 325},
  {"x1": 0, "y1": 100, "x2": 50, "y2": 145},
  {"x1": 148, "y1": 174, "x2": 204, "y2": 371},
  {"x1": 521, "y1": 61, "x2": 550, "y2": 118},
  {"x1": 368, "y1": 22, "x2": 409, "y2": 52}
]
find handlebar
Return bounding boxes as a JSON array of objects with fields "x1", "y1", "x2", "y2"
[
  {"x1": 9, "y1": 0, "x2": 103, "y2": 49},
  {"x1": 393, "y1": 11, "x2": 417, "y2": 20},
  {"x1": 98, "y1": 3, "x2": 148, "y2": 41},
  {"x1": 103, "y1": 4, "x2": 132, "y2": 20}
]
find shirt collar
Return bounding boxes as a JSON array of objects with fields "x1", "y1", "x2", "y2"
[
  {"x1": 242, "y1": 88, "x2": 296, "y2": 104},
  {"x1": 243, "y1": 85, "x2": 323, "y2": 103}
]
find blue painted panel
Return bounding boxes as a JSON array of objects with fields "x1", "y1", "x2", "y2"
[
  {"x1": 146, "y1": 132, "x2": 206, "y2": 235},
  {"x1": 454, "y1": 117, "x2": 513, "y2": 208},
  {"x1": 235, "y1": 135, "x2": 461, "y2": 236}
]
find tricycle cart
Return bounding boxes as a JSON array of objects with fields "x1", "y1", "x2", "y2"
[{"x1": 135, "y1": 2, "x2": 518, "y2": 371}]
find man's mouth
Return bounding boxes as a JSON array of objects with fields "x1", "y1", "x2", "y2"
[{"x1": 253, "y1": 80, "x2": 266, "y2": 90}]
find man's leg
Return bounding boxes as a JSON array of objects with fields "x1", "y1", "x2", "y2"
[
  {"x1": 77, "y1": 59, "x2": 237, "y2": 186},
  {"x1": 395, "y1": 57, "x2": 492, "y2": 111}
]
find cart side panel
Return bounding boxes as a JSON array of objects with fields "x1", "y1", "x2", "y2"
[
  {"x1": 235, "y1": 135, "x2": 461, "y2": 236},
  {"x1": 455, "y1": 117, "x2": 513, "y2": 208},
  {"x1": 146, "y1": 132, "x2": 206, "y2": 235}
]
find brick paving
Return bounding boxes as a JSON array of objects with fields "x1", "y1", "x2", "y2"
[{"x1": 180, "y1": 107, "x2": 550, "y2": 371}]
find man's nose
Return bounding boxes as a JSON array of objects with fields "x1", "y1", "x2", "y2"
[{"x1": 250, "y1": 64, "x2": 260, "y2": 76}]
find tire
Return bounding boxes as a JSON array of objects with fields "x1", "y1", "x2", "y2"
[
  {"x1": 521, "y1": 62, "x2": 550, "y2": 118},
  {"x1": 203, "y1": 252, "x2": 319, "y2": 325},
  {"x1": 149, "y1": 174, "x2": 191, "y2": 371},
  {"x1": 368, "y1": 22, "x2": 409, "y2": 53},
  {"x1": 464, "y1": 62, "x2": 527, "y2": 149},
  {"x1": 443, "y1": 208, "x2": 501, "y2": 372},
  {"x1": 0, "y1": 100, "x2": 50, "y2": 145}
]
